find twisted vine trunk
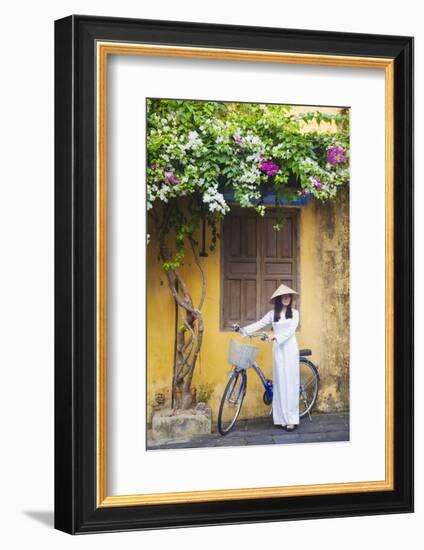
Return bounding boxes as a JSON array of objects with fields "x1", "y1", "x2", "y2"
[{"x1": 159, "y1": 238, "x2": 206, "y2": 410}]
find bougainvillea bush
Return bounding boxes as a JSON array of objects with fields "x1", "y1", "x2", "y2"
[{"x1": 146, "y1": 99, "x2": 349, "y2": 408}]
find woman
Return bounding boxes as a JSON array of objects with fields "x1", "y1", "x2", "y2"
[{"x1": 236, "y1": 284, "x2": 300, "y2": 431}]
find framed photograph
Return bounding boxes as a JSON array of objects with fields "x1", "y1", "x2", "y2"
[{"x1": 54, "y1": 15, "x2": 413, "y2": 534}]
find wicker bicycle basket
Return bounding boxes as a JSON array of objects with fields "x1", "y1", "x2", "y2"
[{"x1": 228, "y1": 339, "x2": 259, "y2": 369}]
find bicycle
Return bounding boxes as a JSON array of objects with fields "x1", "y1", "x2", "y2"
[{"x1": 217, "y1": 330, "x2": 320, "y2": 435}]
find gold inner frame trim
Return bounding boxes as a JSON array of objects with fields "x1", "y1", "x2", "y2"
[{"x1": 96, "y1": 41, "x2": 395, "y2": 508}]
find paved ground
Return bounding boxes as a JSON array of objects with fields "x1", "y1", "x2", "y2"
[{"x1": 147, "y1": 413, "x2": 349, "y2": 450}]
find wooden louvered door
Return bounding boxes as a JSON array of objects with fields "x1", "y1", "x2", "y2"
[
  {"x1": 260, "y1": 211, "x2": 299, "y2": 318},
  {"x1": 221, "y1": 208, "x2": 299, "y2": 329},
  {"x1": 221, "y1": 210, "x2": 260, "y2": 329}
]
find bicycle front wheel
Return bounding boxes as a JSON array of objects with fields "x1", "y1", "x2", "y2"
[
  {"x1": 299, "y1": 359, "x2": 320, "y2": 418},
  {"x1": 218, "y1": 369, "x2": 247, "y2": 435}
]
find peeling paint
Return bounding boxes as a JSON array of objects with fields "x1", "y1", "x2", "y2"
[{"x1": 313, "y1": 188, "x2": 350, "y2": 412}]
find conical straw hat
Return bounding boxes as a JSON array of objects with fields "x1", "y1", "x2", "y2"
[{"x1": 269, "y1": 283, "x2": 298, "y2": 303}]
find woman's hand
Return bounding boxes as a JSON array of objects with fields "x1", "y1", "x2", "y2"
[{"x1": 259, "y1": 333, "x2": 276, "y2": 342}]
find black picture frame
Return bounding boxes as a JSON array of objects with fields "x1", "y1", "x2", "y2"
[{"x1": 55, "y1": 15, "x2": 414, "y2": 534}]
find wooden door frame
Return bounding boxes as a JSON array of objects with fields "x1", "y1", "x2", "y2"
[{"x1": 220, "y1": 205, "x2": 301, "y2": 331}]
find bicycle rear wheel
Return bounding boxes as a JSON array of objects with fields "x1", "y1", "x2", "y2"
[
  {"x1": 218, "y1": 369, "x2": 247, "y2": 435},
  {"x1": 299, "y1": 358, "x2": 320, "y2": 418}
]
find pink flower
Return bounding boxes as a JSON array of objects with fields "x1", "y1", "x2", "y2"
[
  {"x1": 327, "y1": 146, "x2": 347, "y2": 166},
  {"x1": 259, "y1": 160, "x2": 280, "y2": 177},
  {"x1": 163, "y1": 171, "x2": 179, "y2": 185},
  {"x1": 309, "y1": 176, "x2": 322, "y2": 189}
]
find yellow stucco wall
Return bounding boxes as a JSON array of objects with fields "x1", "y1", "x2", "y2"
[
  {"x1": 146, "y1": 106, "x2": 350, "y2": 424},
  {"x1": 147, "y1": 191, "x2": 350, "y2": 423}
]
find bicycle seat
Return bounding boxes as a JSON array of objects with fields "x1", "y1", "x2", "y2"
[{"x1": 299, "y1": 349, "x2": 312, "y2": 357}]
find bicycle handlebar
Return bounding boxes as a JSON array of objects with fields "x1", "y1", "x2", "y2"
[
  {"x1": 232, "y1": 325, "x2": 274, "y2": 342},
  {"x1": 257, "y1": 332, "x2": 273, "y2": 342}
]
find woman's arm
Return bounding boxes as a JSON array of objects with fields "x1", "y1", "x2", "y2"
[
  {"x1": 239, "y1": 310, "x2": 273, "y2": 336},
  {"x1": 275, "y1": 309, "x2": 299, "y2": 345}
]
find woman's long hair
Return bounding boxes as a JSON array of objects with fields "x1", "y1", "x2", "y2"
[{"x1": 273, "y1": 294, "x2": 293, "y2": 322}]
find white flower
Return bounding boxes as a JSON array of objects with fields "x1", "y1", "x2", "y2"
[
  {"x1": 202, "y1": 186, "x2": 229, "y2": 215},
  {"x1": 244, "y1": 134, "x2": 261, "y2": 145},
  {"x1": 239, "y1": 170, "x2": 258, "y2": 184},
  {"x1": 181, "y1": 130, "x2": 203, "y2": 151}
]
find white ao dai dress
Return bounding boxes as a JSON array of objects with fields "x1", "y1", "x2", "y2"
[{"x1": 241, "y1": 309, "x2": 300, "y2": 426}]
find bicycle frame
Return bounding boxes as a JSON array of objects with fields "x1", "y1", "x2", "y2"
[
  {"x1": 228, "y1": 371, "x2": 246, "y2": 404},
  {"x1": 234, "y1": 331, "x2": 317, "y2": 405},
  {"x1": 251, "y1": 363, "x2": 273, "y2": 402},
  {"x1": 229, "y1": 363, "x2": 272, "y2": 407}
]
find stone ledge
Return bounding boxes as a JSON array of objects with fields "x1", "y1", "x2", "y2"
[{"x1": 151, "y1": 405, "x2": 212, "y2": 441}]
